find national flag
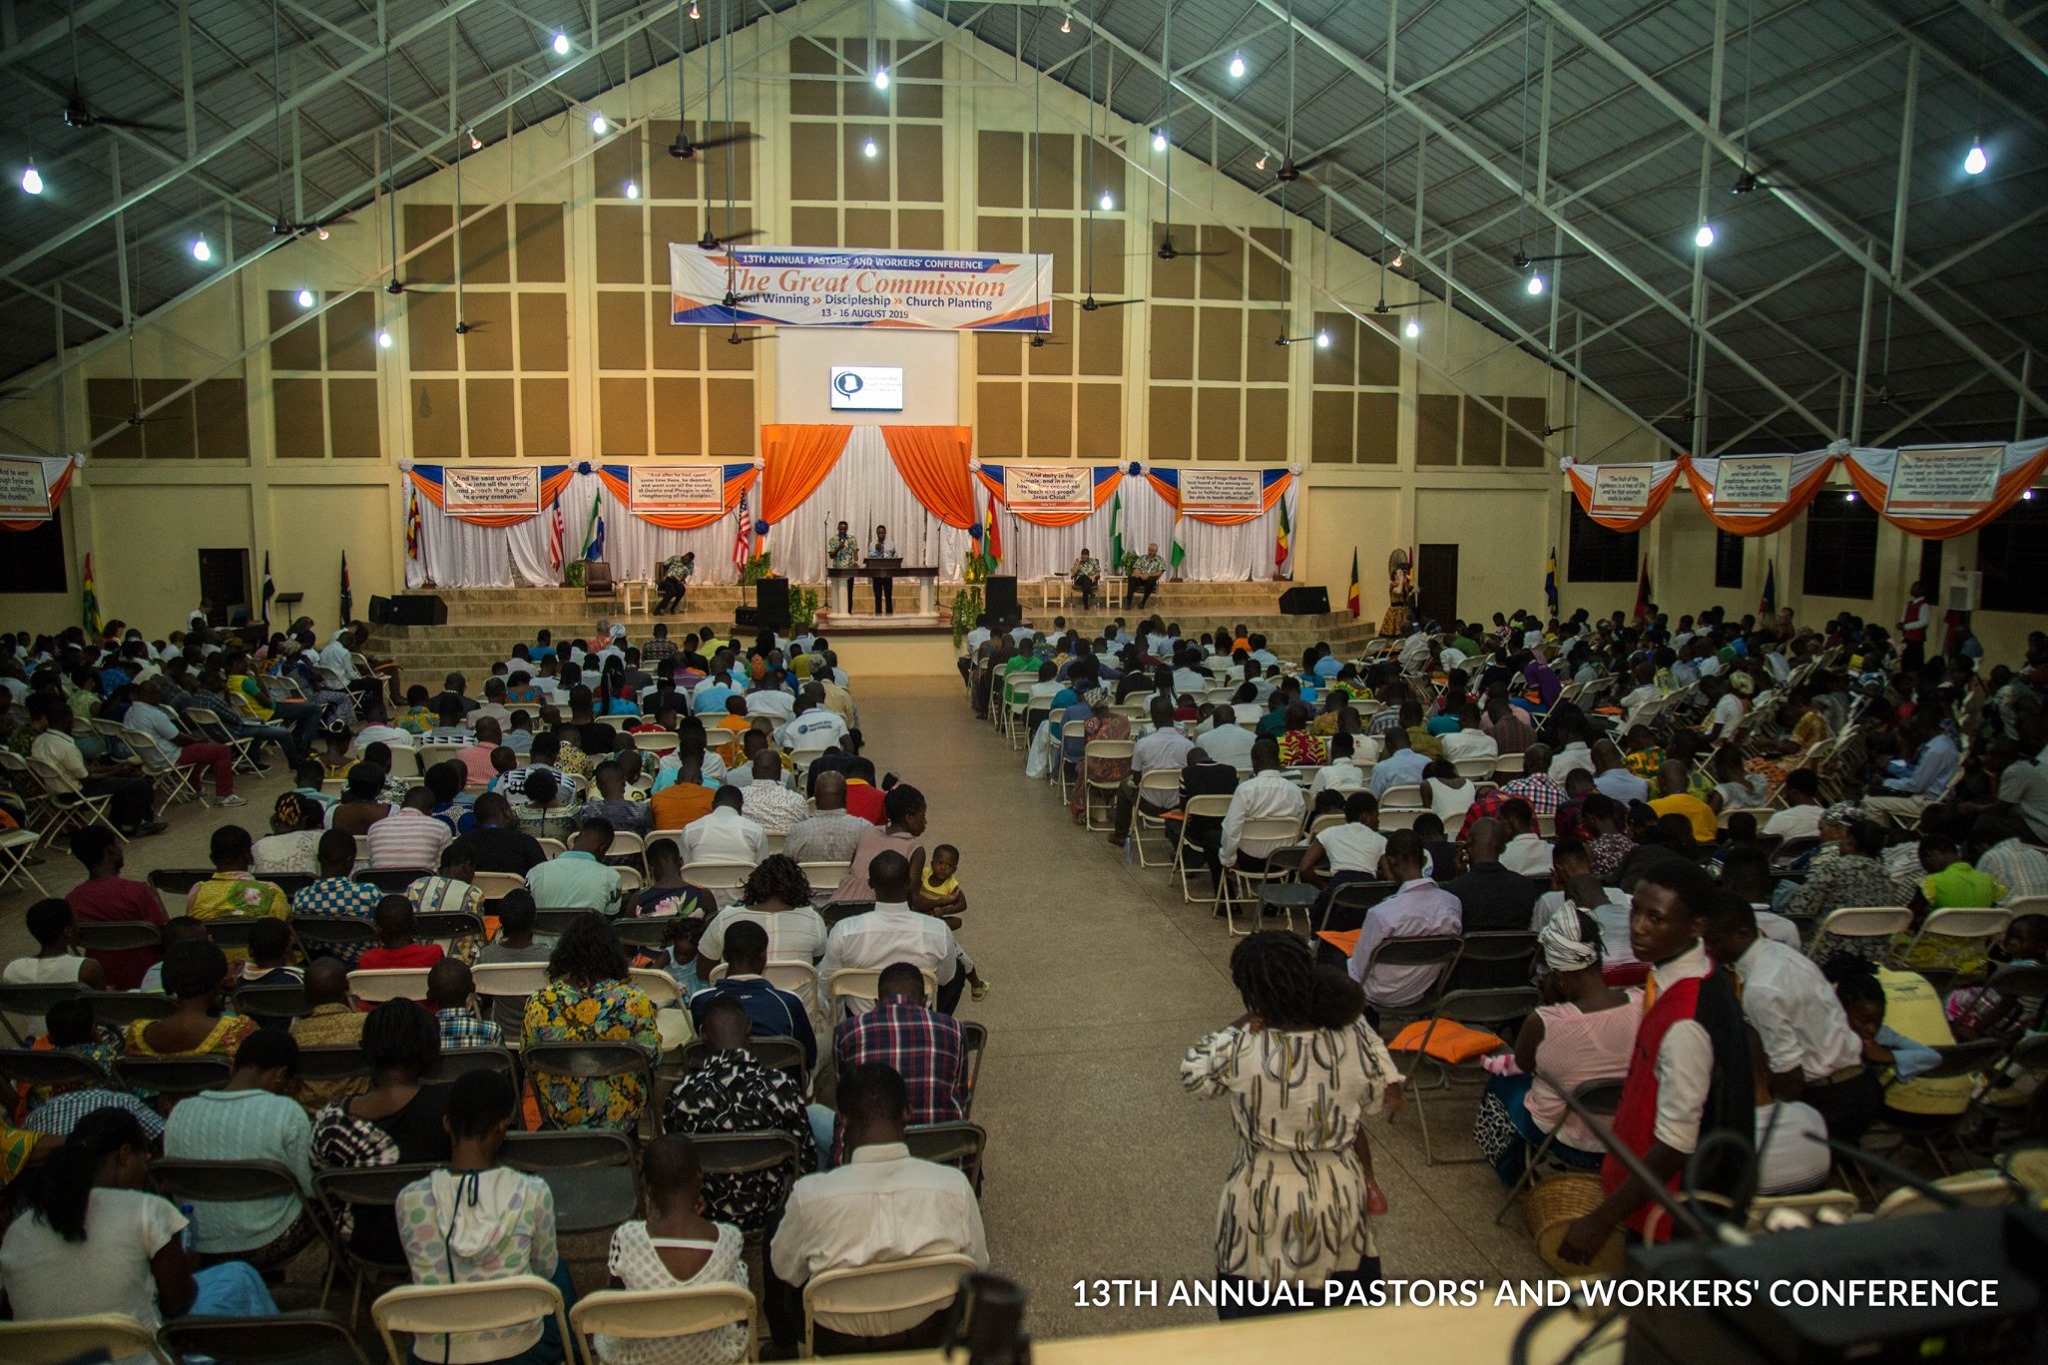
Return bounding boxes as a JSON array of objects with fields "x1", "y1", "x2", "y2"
[
  {"x1": 81, "y1": 554, "x2": 101, "y2": 635},
  {"x1": 1275, "y1": 496, "x2": 1292, "y2": 578},
  {"x1": 986, "y1": 504, "x2": 1003, "y2": 567},
  {"x1": 1346, "y1": 548, "x2": 1361, "y2": 619},
  {"x1": 339, "y1": 551, "x2": 354, "y2": 623},
  {"x1": 547, "y1": 497, "x2": 565, "y2": 572},
  {"x1": 580, "y1": 494, "x2": 606, "y2": 562},
  {"x1": 730, "y1": 492, "x2": 752, "y2": 568},
  {"x1": 260, "y1": 552, "x2": 275, "y2": 621},
  {"x1": 1633, "y1": 556, "x2": 1652, "y2": 621},
  {"x1": 1108, "y1": 491, "x2": 1125, "y2": 571},
  {"x1": 1759, "y1": 560, "x2": 1777, "y2": 617},
  {"x1": 1544, "y1": 546, "x2": 1558, "y2": 615},
  {"x1": 404, "y1": 487, "x2": 422, "y2": 560},
  {"x1": 1169, "y1": 513, "x2": 1186, "y2": 571}
]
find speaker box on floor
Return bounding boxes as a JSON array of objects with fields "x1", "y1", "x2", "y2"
[
  {"x1": 369, "y1": 594, "x2": 446, "y2": 626},
  {"x1": 1278, "y1": 585, "x2": 1330, "y2": 616},
  {"x1": 753, "y1": 577, "x2": 791, "y2": 630},
  {"x1": 984, "y1": 575, "x2": 1019, "y2": 628}
]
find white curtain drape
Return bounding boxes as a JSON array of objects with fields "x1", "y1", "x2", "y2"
[{"x1": 405, "y1": 452, "x2": 1290, "y2": 588}]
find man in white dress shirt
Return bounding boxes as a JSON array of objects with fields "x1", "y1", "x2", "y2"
[
  {"x1": 817, "y1": 851, "x2": 972, "y2": 1014},
  {"x1": 868, "y1": 524, "x2": 898, "y2": 614},
  {"x1": 1219, "y1": 737, "x2": 1306, "y2": 875},
  {"x1": 1106, "y1": 697, "x2": 1194, "y2": 846},
  {"x1": 767, "y1": 1064, "x2": 987, "y2": 1355},
  {"x1": 1195, "y1": 706, "x2": 1255, "y2": 770},
  {"x1": 681, "y1": 787, "x2": 768, "y2": 867}
]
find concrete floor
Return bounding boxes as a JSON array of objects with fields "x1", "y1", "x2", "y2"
[{"x1": 0, "y1": 674, "x2": 1551, "y2": 1342}]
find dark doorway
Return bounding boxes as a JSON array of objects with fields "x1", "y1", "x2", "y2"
[
  {"x1": 1916, "y1": 538, "x2": 1942, "y2": 598},
  {"x1": 1417, "y1": 544, "x2": 1459, "y2": 626},
  {"x1": 197, "y1": 548, "x2": 251, "y2": 626}
]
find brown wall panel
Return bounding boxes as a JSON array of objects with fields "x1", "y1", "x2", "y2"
[
  {"x1": 459, "y1": 293, "x2": 514, "y2": 371},
  {"x1": 1313, "y1": 312, "x2": 1353, "y2": 386},
  {"x1": 705, "y1": 327, "x2": 757, "y2": 372},
  {"x1": 1416, "y1": 393, "x2": 1460, "y2": 467},
  {"x1": 978, "y1": 131, "x2": 1023, "y2": 208},
  {"x1": 593, "y1": 128, "x2": 640, "y2": 199},
  {"x1": 1247, "y1": 227, "x2": 1289, "y2": 303},
  {"x1": 650, "y1": 297, "x2": 700, "y2": 371},
  {"x1": 705, "y1": 378, "x2": 755, "y2": 455},
  {"x1": 1312, "y1": 391, "x2": 1354, "y2": 463},
  {"x1": 407, "y1": 290, "x2": 459, "y2": 372},
  {"x1": 1032, "y1": 134, "x2": 1074, "y2": 211},
  {"x1": 515, "y1": 203, "x2": 566, "y2": 283},
  {"x1": 599, "y1": 377, "x2": 648, "y2": 456},
  {"x1": 701, "y1": 124, "x2": 752, "y2": 201},
  {"x1": 1026, "y1": 384, "x2": 1072, "y2": 458},
  {"x1": 1030, "y1": 303, "x2": 1073, "y2": 375},
  {"x1": 1357, "y1": 319, "x2": 1401, "y2": 388},
  {"x1": 594, "y1": 205, "x2": 645, "y2": 284},
  {"x1": 1244, "y1": 389, "x2": 1289, "y2": 462},
  {"x1": 1085, "y1": 218, "x2": 1124, "y2": 294},
  {"x1": 1356, "y1": 392, "x2": 1400, "y2": 463},
  {"x1": 327, "y1": 379, "x2": 380, "y2": 458},
  {"x1": 652, "y1": 377, "x2": 703, "y2": 456},
  {"x1": 597, "y1": 291, "x2": 647, "y2": 371},
  {"x1": 978, "y1": 382, "x2": 1021, "y2": 455},
  {"x1": 404, "y1": 205, "x2": 455, "y2": 287},
  {"x1": 87, "y1": 377, "x2": 142, "y2": 459},
  {"x1": 1461, "y1": 396, "x2": 1503, "y2": 466},
  {"x1": 1085, "y1": 138, "x2": 1122, "y2": 208},
  {"x1": 1504, "y1": 395, "x2": 1547, "y2": 467},
  {"x1": 899, "y1": 209, "x2": 944, "y2": 249},
  {"x1": 267, "y1": 293, "x2": 323, "y2": 371},
  {"x1": 195, "y1": 379, "x2": 249, "y2": 459},
  {"x1": 411, "y1": 378, "x2": 462, "y2": 459},
  {"x1": 897, "y1": 44, "x2": 943, "y2": 118},
  {"x1": 977, "y1": 334, "x2": 1021, "y2": 377},
  {"x1": 138, "y1": 379, "x2": 195, "y2": 459},
  {"x1": 465, "y1": 377, "x2": 516, "y2": 460},
  {"x1": 788, "y1": 39, "x2": 838, "y2": 116},
  {"x1": 1030, "y1": 218, "x2": 1073, "y2": 294},
  {"x1": 976, "y1": 214, "x2": 1022, "y2": 253},
  {"x1": 1198, "y1": 306, "x2": 1243, "y2": 382},
  {"x1": 464, "y1": 207, "x2": 511, "y2": 284},
  {"x1": 1195, "y1": 387, "x2": 1240, "y2": 462},
  {"x1": 790, "y1": 206, "x2": 838, "y2": 248},
  {"x1": 843, "y1": 208, "x2": 891, "y2": 248},
  {"x1": 646, "y1": 123, "x2": 697, "y2": 200},
  {"x1": 1245, "y1": 312, "x2": 1290, "y2": 382},
  {"x1": 326, "y1": 293, "x2": 376, "y2": 371},
  {"x1": 790, "y1": 123, "x2": 839, "y2": 201},
  {"x1": 520, "y1": 378, "x2": 571, "y2": 458},
  {"x1": 1077, "y1": 304, "x2": 1122, "y2": 376},
  {"x1": 1198, "y1": 226, "x2": 1245, "y2": 300},
  {"x1": 1149, "y1": 305, "x2": 1193, "y2": 380},
  {"x1": 896, "y1": 125, "x2": 943, "y2": 202},
  {"x1": 518, "y1": 294, "x2": 569, "y2": 372},
  {"x1": 1076, "y1": 382, "x2": 1122, "y2": 457},
  {"x1": 842, "y1": 126, "x2": 891, "y2": 201},
  {"x1": 1148, "y1": 385, "x2": 1191, "y2": 462},
  {"x1": 1149, "y1": 223, "x2": 1197, "y2": 299},
  {"x1": 648, "y1": 205, "x2": 696, "y2": 280},
  {"x1": 270, "y1": 379, "x2": 324, "y2": 459}
]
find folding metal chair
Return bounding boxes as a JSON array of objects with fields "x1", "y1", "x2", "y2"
[
  {"x1": 0, "y1": 982, "x2": 86, "y2": 1045},
  {"x1": 373, "y1": 1275, "x2": 571, "y2": 1365},
  {"x1": 518, "y1": 1041, "x2": 654, "y2": 1133},
  {"x1": 79, "y1": 989, "x2": 174, "y2": 1029},
  {"x1": 159, "y1": 1309, "x2": 370, "y2": 1365},
  {"x1": 291, "y1": 914, "x2": 379, "y2": 963},
  {"x1": 1079, "y1": 740, "x2": 1134, "y2": 831},
  {"x1": 1176, "y1": 793, "x2": 1232, "y2": 906},
  {"x1": 501, "y1": 1128, "x2": 642, "y2": 1232},
  {"x1": 801, "y1": 1254, "x2": 977, "y2": 1358},
  {"x1": 149, "y1": 1157, "x2": 336, "y2": 1283},
  {"x1": 905, "y1": 1119, "x2": 988, "y2": 1188},
  {"x1": 0, "y1": 826, "x2": 51, "y2": 896},
  {"x1": 0, "y1": 1314, "x2": 172, "y2": 1365},
  {"x1": 26, "y1": 755, "x2": 120, "y2": 837},
  {"x1": 114, "y1": 1053, "x2": 233, "y2": 1100},
  {"x1": 1393, "y1": 984, "x2": 1542, "y2": 1164},
  {"x1": 569, "y1": 1286, "x2": 755, "y2": 1365},
  {"x1": 0, "y1": 1045, "x2": 110, "y2": 1093},
  {"x1": 234, "y1": 982, "x2": 311, "y2": 1022},
  {"x1": 1875, "y1": 1037, "x2": 2009, "y2": 1175},
  {"x1": 961, "y1": 1019, "x2": 988, "y2": 1118},
  {"x1": 1493, "y1": 1075, "x2": 1627, "y2": 1223}
]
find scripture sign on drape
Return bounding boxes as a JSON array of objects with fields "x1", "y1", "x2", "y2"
[
  {"x1": 1687, "y1": 448, "x2": 1840, "y2": 535},
  {"x1": 1145, "y1": 466, "x2": 1294, "y2": 526},
  {"x1": 1561, "y1": 457, "x2": 1688, "y2": 532},
  {"x1": 404, "y1": 464, "x2": 575, "y2": 527},
  {"x1": 1843, "y1": 438, "x2": 2048, "y2": 538},
  {"x1": 974, "y1": 462, "x2": 1123, "y2": 527},
  {"x1": 594, "y1": 463, "x2": 758, "y2": 531},
  {"x1": 0, "y1": 454, "x2": 55, "y2": 524},
  {"x1": 670, "y1": 245, "x2": 1054, "y2": 331}
]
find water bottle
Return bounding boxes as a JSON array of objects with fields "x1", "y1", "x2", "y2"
[
  {"x1": 175, "y1": 1199, "x2": 198, "y2": 1251},
  {"x1": 1122, "y1": 832, "x2": 1136, "y2": 866}
]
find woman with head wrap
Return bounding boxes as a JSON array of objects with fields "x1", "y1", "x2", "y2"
[
  {"x1": 1066, "y1": 682, "x2": 1130, "y2": 824},
  {"x1": 1473, "y1": 883, "x2": 1642, "y2": 1185},
  {"x1": 251, "y1": 790, "x2": 325, "y2": 876}
]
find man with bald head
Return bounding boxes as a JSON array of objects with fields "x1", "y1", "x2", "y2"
[
  {"x1": 782, "y1": 771, "x2": 871, "y2": 868},
  {"x1": 1443, "y1": 816, "x2": 1543, "y2": 988},
  {"x1": 818, "y1": 851, "x2": 973, "y2": 1015},
  {"x1": 741, "y1": 749, "x2": 812, "y2": 834},
  {"x1": 427, "y1": 958, "x2": 503, "y2": 1048}
]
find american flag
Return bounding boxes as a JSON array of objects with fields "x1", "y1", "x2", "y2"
[
  {"x1": 730, "y1": 492, "x2": 752, "y2": 568},
  {"x1": 547, "y1": 497, "x2": 565, "y2": 572}
]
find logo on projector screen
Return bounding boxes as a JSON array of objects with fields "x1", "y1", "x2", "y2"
[{"x1": 829, "y1": 366, "x2": 904, "y2": 412}]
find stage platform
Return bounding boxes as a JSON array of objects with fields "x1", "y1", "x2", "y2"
[{"x1": 363, "y1": 582, "x2": 1381, "y2": 680}]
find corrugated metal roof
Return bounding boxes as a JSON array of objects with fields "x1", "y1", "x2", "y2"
[{"x1": 0, "y1": 0, "x2": 2039, "y2": 450}]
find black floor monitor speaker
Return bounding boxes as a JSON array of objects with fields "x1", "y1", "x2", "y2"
[
  {"x1": 370, "y1": 594, "x2": 446, "y2": 626},
  {"x1": 1278, "y1": 585, "x2": 1330, "y2": 616},
  {"x1": 984, "y1": 575, "x2": 1019, "y2": 629},
  {"x1": 753, "y1": 577, "x2": 791, "y2": 630}
]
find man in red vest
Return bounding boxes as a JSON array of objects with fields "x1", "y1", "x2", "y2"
[{"x1": 1559, "y1": 858, "x2": 1752, "y2": 1262}]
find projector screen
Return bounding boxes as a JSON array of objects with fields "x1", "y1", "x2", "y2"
[{"x1": 829, "y1": 365, "x2": 904, "y2": 412}]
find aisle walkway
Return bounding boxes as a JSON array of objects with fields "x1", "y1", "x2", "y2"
[{"x1": 864, "y1": 677, "x2": 1549, "y2": 1338}]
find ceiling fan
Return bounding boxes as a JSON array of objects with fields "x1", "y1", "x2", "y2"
[
  {"x1": 1509, "y1": 247, "x2": 1586, "y2": 272},
  {"x1": 264, "y1": 4, "x2": 353, "y2": 237},
  {"x1": 60, "y1": 1, "x2": 177, "y2": 135},
  {"x1": 724, "y1": 324, "x2": 773, "y2": 345},
  {"x1": 1028, "y1": 334, "x2": 1067, "y2": 348},
  {"x1": 698, "y1": 2, "x2": 763, "y2": 254},
  {"x1": 1264, "y1": 3, "x2": 1322, "y2": 188},
  {"x1": 1057, "y1": 6, "x2": 1144, "y2": 313},
  {"x1": 1537, "y1": 421, "x2": 1575, "y2": 438},
  {"x1": 1151, "y1": 3, "x2": 1221, "y2": 262},
  {"x1": 668, "y1": 0, "x2": 759, "y2": 161}
]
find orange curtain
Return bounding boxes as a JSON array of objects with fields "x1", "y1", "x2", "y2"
[
  {"x1": 758, "y1": 424, "x2": 852, "y2": 523},
  {"x1": 1843, "y1": 443, "x2": 2048, "y2": 539},
  {"x1": 879, "y1": 426, "x2": 977, "y2": 528},
  {"x1": 1563, "y1": 458, "x2": 1686, "y2": 532}
]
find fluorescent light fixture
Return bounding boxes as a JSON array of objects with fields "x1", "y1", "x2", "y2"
[
  {"x1": 190, "y1": 235, "x2": 212, "y2": 262},
  {"x1": 552, "y1": 32, "x2": 570, "y2": 55},
  {"x1": 20, "y1": 162, "x2": 42, "y2": 195},
  {"x1": 296, "y1": 288, "x2": 315, "y2": 308},
  {"x1": 1228, "y1": 52, "x2": 1246, "y2": 78}
]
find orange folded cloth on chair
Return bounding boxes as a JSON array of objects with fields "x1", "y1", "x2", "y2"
[
  {"x1": 1387, "y1": 1018, "x2": 1505, "y2": 1063},
  {"x1": 1318, "y1": 929, "x2": 1361, "y2": 957}
]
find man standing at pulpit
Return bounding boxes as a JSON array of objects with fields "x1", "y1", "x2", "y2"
[
  {"x1": 870, "y1": 524, "x2": 898, "y2": 615},
  {"x1": 1129, "y1": 543, "x2": 1166, "y2": 609},
  {"x1": 828, "y1": 521, "x2": 859, "y2": 614}
]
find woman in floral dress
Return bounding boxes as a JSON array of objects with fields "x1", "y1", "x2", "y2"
[{"x1": 522, "y1": 915, "x2": 660, "y2": 1130}]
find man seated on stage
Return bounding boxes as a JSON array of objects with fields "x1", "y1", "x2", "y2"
[
  {"x1": 654, "y1": 551, "x2": 695, "y2": 615},
  {"x1": 1128, "y1": 542, "x2": 1166, "y2": 608},
  {"x1": 1070, "y1": 548, "x2": 1102, "y2": 610},
  {"x1": 868, "y1": 524, "x2": 898, "y2": 615},
  {"x1": 828, "y1": 520, "x2": 860, "y2": 613}
]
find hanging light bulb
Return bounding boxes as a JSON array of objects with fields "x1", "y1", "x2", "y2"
[
  {"x1": 873, "y1": 67, "x2": 890, "y2": 90},
  {"x1": 296, "y1": 288, "x2": 315, "y2": 308},
  {"x1": 2025, "y1": 489, "x2": 2036, "y2": 500},
  {"x1": 20, "y1": 161, "x2": 43, "y2": 195},
  {"x1": 1152, "y1": 129, "x2": 1167, "y2": 152},
  {"x1": 316, "y1": 226, "x2": 329, "y2": 241},
  {"x1": 1404, "y1": 317, "x2": 1421, "y2": 338},
  {"x1": 1963, "y1": 142, "x2": 1988, "y2": 175},
  {"x1": 1228, "y1": 52, "x2": 1246, "y2": 79},
  {"x1": 1254, "y1": 153, "x2": 1267, "y2": 171},
  {"x1": 1526, "y1": 273, "x2": 1544, "y2": 296},
  {"x1": 1694, "y1": 222, "x2": 1716, "y2": 248},
  {"x1": 863, "y1": 136, "x2": 878, "y2": 158},
  {"x1": 1099, "y1": 190, "x2": 1114, "y2": 211},
  {"x1": 551, "y1": 32, "x2": 570, "y2": 55},
  {"x1": 190, "y1": 234, "x2": 212, "y2": 263},
  {"x1": 1060, "y1": 12, "x2": 1071, "y2": 32},
  {"x1": 377, "y1": 329, "x2": 393, "y2": 349},
  {"x1": 689, "y1": 1, "x2": 700, "y2": 16},
  {"x1": 590, "y1": 112, "x2": 608, "y2": 134},
  {"x1": 468, "y1": 129, "x2": 482, "y2": 151},
  {"x1": 1390, "y1": 251, "x2": 1403, "y2": 269},
  {"x1": 1315, "y1": 330, "x2": 1331, "y2": 349},
  {"x1": 625, "y1": 179, "x2": 640, "y2": 199}
]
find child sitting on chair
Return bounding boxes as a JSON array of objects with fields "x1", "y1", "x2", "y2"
[{"x1": 920, "y1": 844, "x2": 990, "y2": 1002}]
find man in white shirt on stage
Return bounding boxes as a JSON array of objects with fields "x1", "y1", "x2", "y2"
[
  {"x1": 827, "y1": 520, "x2": 859, "y2": 613},
  {"x1": 868, "y1": 524, "x2": 898, "y2": 615}
]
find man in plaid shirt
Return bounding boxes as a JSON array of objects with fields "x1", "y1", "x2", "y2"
[
  {"x1": 427, "y1": 960, "x2": 503, "y2": 1049},
  {"x1": 829, "y1": 962, "x2": 968, "y2": 1162},
  {"x1": 1460, "y1": 741, "x2": 1566, "y2": 837}
]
